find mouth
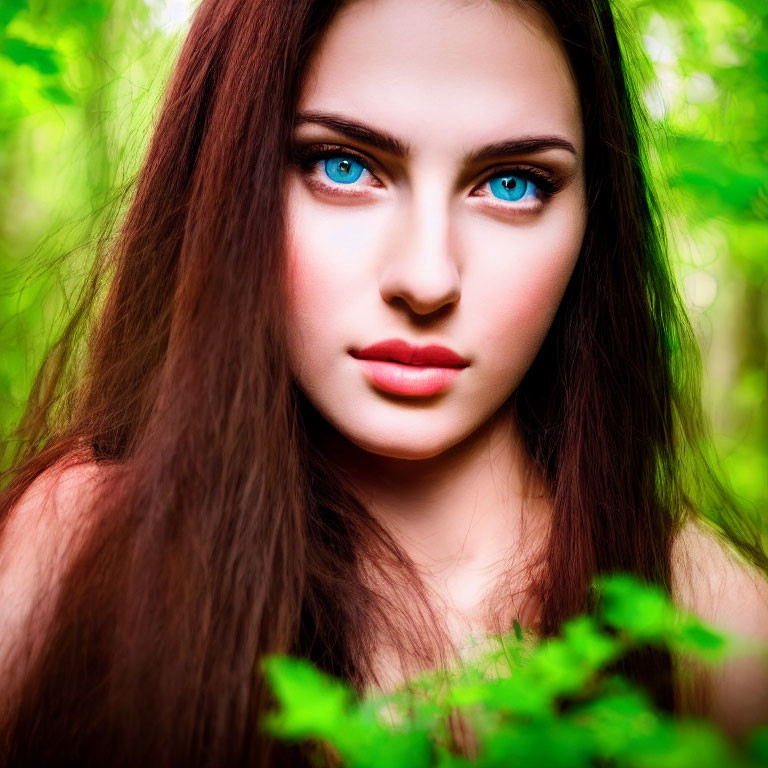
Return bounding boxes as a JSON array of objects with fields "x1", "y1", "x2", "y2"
[
  {"x1": 349, "y1": 338, "x2": 469, "y2": 397},
  {"x1": 350, "y1": 338, "x2": 469, "y2": 367}
]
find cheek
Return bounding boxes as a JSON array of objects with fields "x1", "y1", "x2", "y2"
[
  {"x1": 283, "y1": 182, "x2": 344, "y2": 357},
  {"x1": 467, "y1": 207, "x2": 584, "y2": 377},
  {"x1": 283, "y1": 237, "x2": 339, "y2": 378},
  {"x1": 284, "y1": 173, "x2": 393, "y2": 299},
  {"x1": 283, "y1": 180, "x2": 388, "y2": 372},
  {"x1": 284, "y1": 176, "x2": 387, "y2": 352}
]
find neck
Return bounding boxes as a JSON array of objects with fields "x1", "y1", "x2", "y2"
[{"x1": 318, "y1": 403, "x2": 551, "y2": 620}]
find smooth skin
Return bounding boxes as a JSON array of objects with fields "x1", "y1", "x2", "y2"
[
  {"x1": 1, "y1": 0, "x2": 766, "y2": 744},
  {"x1": 284, "y1": 0, "x2": 583, "y2": 631},
  {"x1": 283, "y1": 0, "x2": 768, "y2": 736}
]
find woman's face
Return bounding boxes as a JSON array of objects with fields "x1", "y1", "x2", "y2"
[{"x1": 283, "y1": 0, "x2": 586, "y2": 461}]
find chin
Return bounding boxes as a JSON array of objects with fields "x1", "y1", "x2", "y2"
[
  {"x1": 354, "y1": 440, "x2": 451, "y2": 461},
  {"x1": 341, "y1": 421, "x2": 472, "y2": 461}
]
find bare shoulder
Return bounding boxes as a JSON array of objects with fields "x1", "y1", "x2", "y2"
[
  {"x1": 671, "y1": 517, "x2": 768, "y2": 739},
  {"x1": 1, "y1": 453, "x2": 108, "y2": 600},
  {"x1": 0, "y1": 455, "x2": 107, "y2": 714},
  {"x1": 1, "y1": 457, "x2": 105, "y2": 564},
  {"x1": 671, "y1": 517, "x2": 768, "y2": 637}
]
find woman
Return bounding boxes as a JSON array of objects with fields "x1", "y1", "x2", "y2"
[{"x1": 0, "y1": 0, "x2": 766, "y2": 765}]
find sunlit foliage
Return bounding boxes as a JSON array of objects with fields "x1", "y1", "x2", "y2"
[
  {"x1": 0, "y1": 0, "x2": 182, "y2": 462},
  {"x1": 263, "y1": 574, "x2": 768, "y2": 767},
  {"x1": 619, "y1": 0, "x2": 768, "y2": 517}
]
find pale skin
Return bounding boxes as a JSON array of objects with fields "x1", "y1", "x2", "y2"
[
  {"x1": 0, "y1": 0, "x2": 766, "y2": 745},
  {"x1": 284, "y1": 0, "x2": 584, "y2": 634},
  {"x1": 283, "y1": 0, "x2": 768, "y2": 738}
]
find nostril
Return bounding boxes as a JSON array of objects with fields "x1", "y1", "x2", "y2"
[{"x1": 385, "y1": 294, "x2": 460, "y2": 322}]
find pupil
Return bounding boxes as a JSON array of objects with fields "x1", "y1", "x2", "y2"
[
  {"x1": 339, "y1": 160, "x2": 351, "y2": 174},
  {"x1": 502, "y1": 177, "x2": 517, "y2": 190}
]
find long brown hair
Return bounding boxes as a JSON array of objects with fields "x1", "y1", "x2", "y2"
[{"x1": 1, "y1": 0, "x2": 765, "y2": 765}]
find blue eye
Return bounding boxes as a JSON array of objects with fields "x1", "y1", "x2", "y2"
[
  {"x1": 297, "y1": 147, "x2": 556, "y2": 205},
  {"x1": 323, "y1": 156, "x2": 366, "y2": 184},
  {"x1": 487, "y1": 174, "x2": 537, "y2": 202}
]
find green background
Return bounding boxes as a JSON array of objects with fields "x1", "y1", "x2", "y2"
[{"x1": 1, "y1": 0, "x2": 766, "y2": 524}]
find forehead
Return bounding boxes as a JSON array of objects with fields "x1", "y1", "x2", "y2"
[{"x1": 297, "y1": 0, "x2": 583, "y2": 155}]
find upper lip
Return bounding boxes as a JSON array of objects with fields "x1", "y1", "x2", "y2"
[{"x1": 350, "y1": 338, "x2": 469, "y2": 367}]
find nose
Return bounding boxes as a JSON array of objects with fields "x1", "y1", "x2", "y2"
[{"x1": 378, "y1": 192, "x2": 461, "y2": 317}]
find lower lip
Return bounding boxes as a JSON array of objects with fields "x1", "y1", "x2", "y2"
[{"x1": 355, "y1": 359, "x2": 465, "y2": 397}]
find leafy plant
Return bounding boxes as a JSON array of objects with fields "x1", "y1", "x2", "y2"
[{"x1": 263, "y1": 574, "x2": 768, "y2": 767}]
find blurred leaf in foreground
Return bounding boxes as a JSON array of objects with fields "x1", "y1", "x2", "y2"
[{"x1": 263, "y1": 573, "x2": 767, "y2": 767}]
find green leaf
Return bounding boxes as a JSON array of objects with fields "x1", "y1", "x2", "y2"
[
  {"x1": 674, "y1": 617, "x2": 731, "y2": 662},
  {"x1": 746, "y1": 725, "x2": 768, "y2": 764},
  {"x1": 482, "y1": 719, "x2": 595, "y2": 767},
  {"x1": 261, "y1": 655, "x2": 352, "y2": 739},
  {"x1": 449, "y1": 672, "x2": 555, "y2": 719},
  {"x1": 262, "y1": 656, "x2": 434, "y2": 768},
  {"x1": 1, "y1": 37, "x2": 60, "y2": 75},
  {"x1": 562, "y1": 615, "x2": 623, "y2": 669},
  {"x1": 0, "y1": 0, "x2": 27, "y2": 30},
  {"x1": 670, "y1": 136, "x2": 767, "y2": 217},
  {"x1": 39, "y1": 84, "x2": 74, "y2": 105},
  {"x1": 595, "y1": 573, "x2": 676, "y2": 641}
]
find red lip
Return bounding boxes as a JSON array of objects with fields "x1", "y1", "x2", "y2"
[{"x1": 350, "y1": 338, "x2": 469, "y2": 367}]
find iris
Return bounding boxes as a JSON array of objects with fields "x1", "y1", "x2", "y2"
[
  {"x1": 323, "y1": 157, "x2": 365, "y2": 184},
  {"x1": 488, "y1": 174, "x2": 536, "y2": 202}
]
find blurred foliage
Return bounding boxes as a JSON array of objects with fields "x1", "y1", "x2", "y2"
[
  {"x1": 263, "y1": 574, "x2": 768, "y2": 767},
  {"x1": 0, "y1": 1, "x2": 766, "y2": 763},
  {"x1": 0, "y1": 0, "x2": 766, "y2": 521},
  {"x1": 620, "y1": 0, "x2": 768, "y2": 521},
  {"x1": 0, "y1": 0, "x2": 182, "y2": 463}
]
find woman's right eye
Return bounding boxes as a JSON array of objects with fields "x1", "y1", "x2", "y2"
[
  {"x1": 322, "y1": 156, "x2": 367, "y2": 184},
  {"x1": 296, "y1": 148, "x2": 382, "y2": 196}
]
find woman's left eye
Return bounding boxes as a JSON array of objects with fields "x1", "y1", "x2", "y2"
[
  {"x1": 295, "y1": 146, "x2": 557, "y2": 209},
  {"x1": 485, "y1": 173, "x2": 538, "y2": 202}
]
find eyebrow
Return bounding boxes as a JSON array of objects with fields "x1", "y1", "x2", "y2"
[{"x1": 294, "y1": 110, "x2": 578, "y2": 165}]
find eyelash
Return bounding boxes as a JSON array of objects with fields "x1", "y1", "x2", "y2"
[{"x1": 290, "y1": 143, "x2": 564, "y2": 207}]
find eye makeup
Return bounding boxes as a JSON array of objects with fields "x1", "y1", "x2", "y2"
[
  {"x1": 289, "y1": 140, "x2": 569, "y2": 213},
  {"x1": 291, "y1": 143, "x2": 385, "y2": 195}
]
